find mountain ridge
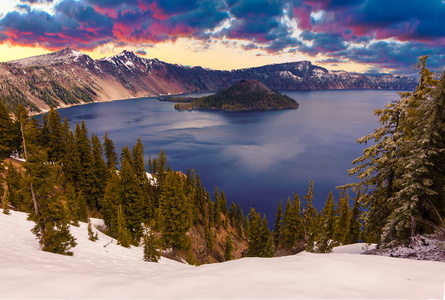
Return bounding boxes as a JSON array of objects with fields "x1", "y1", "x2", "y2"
[{"x1": 1, "y1": 48, "x2": 418, "y2": 113}]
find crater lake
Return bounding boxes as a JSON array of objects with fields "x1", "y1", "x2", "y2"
[{"x1": 56, "y1": 90, "x2": 402, "y2": 221}]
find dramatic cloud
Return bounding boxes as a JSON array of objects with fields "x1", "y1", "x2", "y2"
[{"x1": 0, "y1": 0, "x2": 444, "y2": 73}]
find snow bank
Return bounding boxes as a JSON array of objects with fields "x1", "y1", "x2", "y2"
[{"x1": 1, "y1": 211, "x2": 444, "y2": 299}]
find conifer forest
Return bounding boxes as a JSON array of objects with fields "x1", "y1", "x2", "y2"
[{"x1": 0, "y1": 56, "x2": 444, "y2": 264}]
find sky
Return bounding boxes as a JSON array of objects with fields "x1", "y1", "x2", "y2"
[{"x1": 0, "y1": 0, "x2": 444, "y2": 74}]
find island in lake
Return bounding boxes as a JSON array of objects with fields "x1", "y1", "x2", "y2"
[{"x1": 171, "y1": 79, "x2": 299, "y2": 111}]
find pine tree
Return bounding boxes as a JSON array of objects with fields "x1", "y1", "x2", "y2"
[
  {"x1": 47, "y1": 106, "x2": 65, "y2": 162},
  {"x1": 316, "y1": 191, "x2": 335, "y2": 253},
  {"x1": 229, "y1": 201, "x2": 237, "y2": 227},
  {"x1": 132, "y1": 138, "x2": 147, "y2": 184},
  {"x1": 119, "y1": 153, "x2": 144, "y2": 245},
  {"x1": 77, "y1": 191, "x2": 88, "y2": 223},
  {"x1": 65, "y1": 184, "x2": 80, "y2": 226},
  {"x1": 334, "y1": 191, "x2": 351, "y2": 245},
  {"x1": 74, "y1": 121, "x2": 97, "y2": 209},
  {"x1": 100, "y1": 170, "x2": 122, "y2": 236},
  {"x1": 25, "y1": 151, "x2": 77, "y2": 255},
  {"x1": 224, "y1": 235, "x2": 235, "y2": 261},
  {"x1": 0, "y1": 102, "x2": 16, "y2": 159},
  {"x1": 246, "y1": 208, "x2": 274, "y2": 257},
  {"x1": 303, "y1": 181, "x2": 318, "y2": 252},
  {"x1": 2, "y1": 188, "x2": 10, "y2": 215},
  {"x1": 60, "y1": 119, "x2": 80, "y2": 186},
  {"x1": 4, "y1": 161, "x2": 26, "y2": 211},
  {"x1": 273, "y1": 199, "x2": 282, "y2": 249},
  {"x1": 117, "y1": 204, "x2": 131, "y2": 248},
  {"x1": 214, "y1": 187, "x2": 222, "y2": 228},
  {"x1": 281, "y1": 194, "x2": 304, "y2": 250},
  {"x1": 380, "y1": 63, "x2": 445, "y2": 247},
  {"x1": 91, "y1": 133, "x2": 108, "y2": 207},
  {"x1": 220, "y1": 190, "x2": 228, "y2": 215},
  {"x1": 259, "y1": 215, "x2": 274, "y2": 257},
  {"x1": 205, "y1": 222, "x2": 214, "y2": 252},
  {"x1": 88, "y1": 218, "x2": 99, "y2": 241},
  {"x1": 235, "y1": 204, "x2": 244, "y2": 237},
  {"x1": 246, "y1": 207, "x2": 262, "y2": 256},
  {"x1": 348, "y1": 190, "x2": 362, "y2": 244},
  {"x1": 103, "y1": 132, "x2": 118, "y2": 171},
  {"x1": 160, "y1": 171, "x2": 190, "y2": 250},
  {"x1": 346, "y1": 56, "x2": 445, "y2": 247},
  {"x1": 143, "y1": 222, "x2": 160, "y2": 262}
]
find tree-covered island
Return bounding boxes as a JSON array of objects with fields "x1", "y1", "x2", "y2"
[{"x1": 173, "y1": 79, "x2": 299, "y2": 111}]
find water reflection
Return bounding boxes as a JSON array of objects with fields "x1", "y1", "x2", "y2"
[{"x1": 57, "y1": 90, "x2": 400, "y2": 220}]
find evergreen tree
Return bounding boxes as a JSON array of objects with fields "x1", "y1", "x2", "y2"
[
  {"x1": 273, "y1": 199, "x2": 282, "y2": 249},
  {"x1": 4, "y1": 161, "x2": 26, "y2": 211},
  {"x1": 100, "y1": 170, "x2": 121, "y2": 236},
  {"x1": 117, "y1": 204, "x2": 131, "y2": 248},
  {"x1": 74, "y1": 121, "x2": 97, "y2": 209},
  {"x1": 204, "y1": 222, "x2": 214, "y2": 253},
  {"x1": 316, "y1": 191, "x2": 335, "y2": 253},
  {"x1": 334, "y1": 191, "x2": 351, "y2": 245},
  {"x1": 143, "y1": 222, "x2": 160, "y2": 262},
  {"x1": 214, "y1": 187, "x2": 222, "y2": 228},
  {"x1": 347, "y1": 56, "x2": 445, "y2": 247},
  {"x1": 224, "y1": 235, "x2": 235, "y2": 261},
  {"x1": 303, "y1": 181, "x2": 318, "y2": 252},
  {"x1": 220, "y1": 190, "x2": 228, "y2": 215},
  {"x1": 246, "y1": 208, "x2": 274, "y2": 257},
  {"x1": 348, "y1": 190, "x2": 362, "y2": 244},
  {"x1": 152, "y1": 149, "x2": 167, "y2": 188},
  {"x1": 47, "y1": 106, "x2": 65, "y2": 162},
  {"x1": 77, "y1": 191, "x2": 89, "y2": 223},
  {"x1": 260, "y1": 215, "x2": 274, "y2": 257},
  {"x1": 281, "y1": 194, "x2": 304, "y2": 250},
  {"x1": 380, "y1": 66, "x2": 445, "y2": 246},
  {"x1": 2, "y1": 183, "x2": 10, "y2": 215},
  {"x1": 65, "y1": 184, "x2": 80, "y2": 226},
  {"x1": 60, "y1": 119, "x2": 80, "y2": 186},
  {"x1": 87, "y1": 218, "x2": 99, "y2": 241},
  {"x1": 0, "y1": 102, "x2": 16, "y2": 159},
  {"x1": 160, "y1": 171, "x2": 190, "y2": 250},
  {"x1": 132, "y1": 138, "x2": 147, "y2": 184},
  {"x1": 103, "y1": 132, "x2": 118, "y2": 171},
  {"x1": 25, "y1": 151, "x2": 76, "y2": 255},
  {"x1": 247, "y1": 207, "x2": 262, "y2": 256},
  {"x1": 91, "y1": 133, "x2": 108, "y2": 207},
  {"x1": 119, "y1": 153, "x2": 144, "y2": 245},
  {"x1": 229, "y1": 201, "x2": 237, "y2": 227}
]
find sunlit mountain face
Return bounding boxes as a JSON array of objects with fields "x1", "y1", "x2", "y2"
[{"x1": 0, "y1": 0, "x2": 444, "y2": 74}]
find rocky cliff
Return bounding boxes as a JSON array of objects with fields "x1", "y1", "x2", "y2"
[{"x1": 1, "y1": 48, "x2": 418, "y2": 113}]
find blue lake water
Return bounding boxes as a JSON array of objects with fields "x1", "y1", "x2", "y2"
[{"x1": 57, "y1": 90, "x2": 401, "y2": 220}]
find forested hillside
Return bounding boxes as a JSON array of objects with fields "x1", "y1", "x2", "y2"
[
  {"x1": 0, "y1": 56, "x2": 443, "y2": 263},
  {"x1": 174, "y1": 79, "x2": 299, "y2": 111}
]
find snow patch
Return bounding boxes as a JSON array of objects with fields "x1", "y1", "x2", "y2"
[
  {"x1": 1, "y1": 211, "x2": 444, "y2": 299},
  {"x1": 279, "y1": 70, "x2": 302, "y2": 81}
]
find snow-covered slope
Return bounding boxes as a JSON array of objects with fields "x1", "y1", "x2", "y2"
[{"x1": 1, "y1": 211, "x2": 444, "y2": 299}]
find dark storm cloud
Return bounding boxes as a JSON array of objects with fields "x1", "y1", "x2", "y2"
[
  {"x1": 298, "y1": 31, "x2": 348, "y2": 55},
  {"x1": 0, "y1": 0, "x2": 443, "y2": 73},
  {"x1": 310, "y1": 0, "x2": 445, "y2": 42},
  {"x1": 331, "y1": 41, "x2": 445, "y2": 73}
]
